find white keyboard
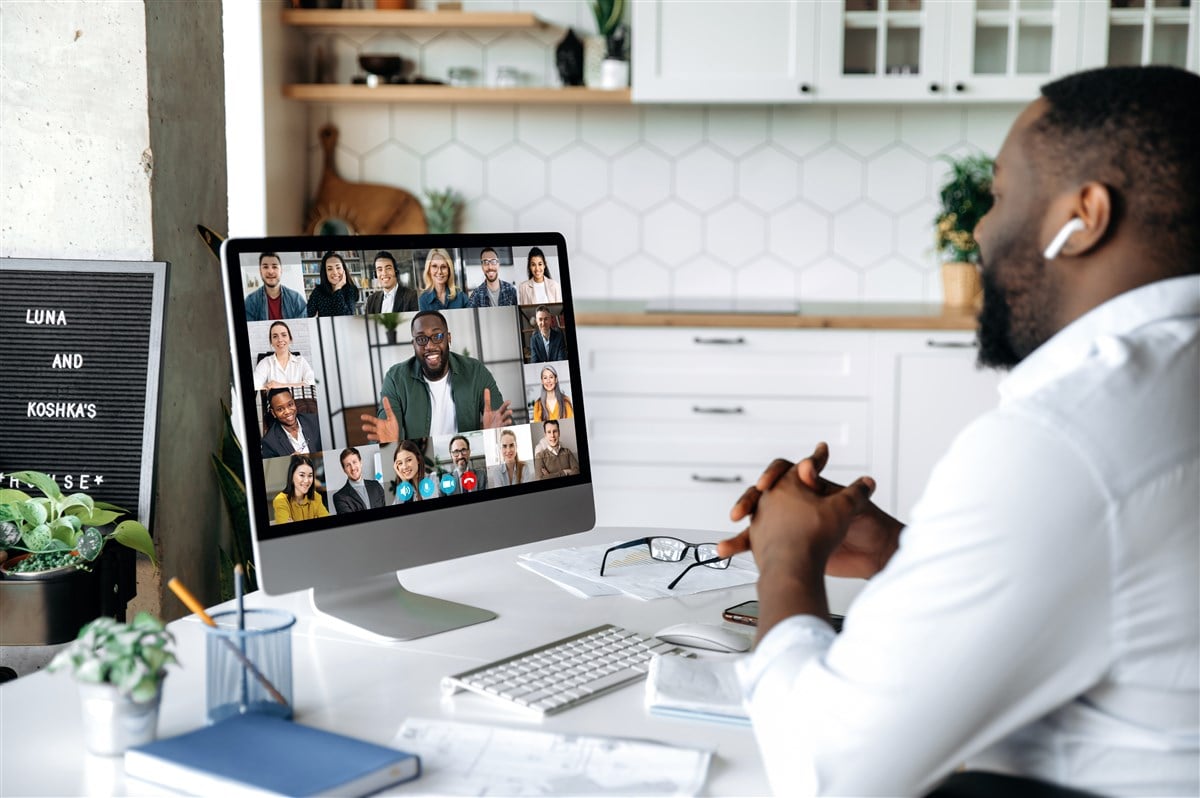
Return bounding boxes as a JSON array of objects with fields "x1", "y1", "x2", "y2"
[{"x1": 441, "y1": 624, "x2": 686, "y2": 716}]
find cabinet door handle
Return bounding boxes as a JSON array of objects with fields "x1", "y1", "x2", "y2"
[
  {"x1": 692, "y1": 406, "x2": 745, "y2": 415},
  {"x1": 928, "y1": 82, "x2": 941, "y2": 93},
  {"x1": 691, "y1": 474, "x2": 743, "y2": 484},
  {"x1": 953, "y1": 82, "x2": 966, "y2": 93},
  {"x1": 692, "y1": 336, "x2": 746, "y2": 345},
  {"x1": 926, "y1": 339, "x2": 977, "y2": 349},
  {"x1": 799, "y1": 83, "x2": 812, "y2": 94}
]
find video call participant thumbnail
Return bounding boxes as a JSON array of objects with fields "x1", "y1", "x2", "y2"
[
  {"x1": 307, "y1": 251, "x2": 359, "y2": 318},
  {"x1": 245, "y1": 252, "x2": 306, "y2": 322},
  {"x1": 528, "y1": 305, "x2": 567, "y2": 363},
  {"x1": 391, "y1": 439, "x2": 438, "y2": 504},
  {"x1": 253, "y1": 320, "x2": 316, "y2": 390},
  {"x1": 467, "y1": 247, "x2": 517, "y2": 308},
  {"x1": 447, "y1": 434, "x2": 486, "y2": 493},
  {"x1": 332, "y1": 447, "x2": 386, "y2": 514},
  {"x1": 534, "y1": 420, "x2": 579, "y2": 479},
  {"x1": 517, "y1": 246, "x2": 561, "y2": 305},
  {"x1": 531, "y1": 364, "x2": 573, "y2": 422},
  {"x1": 365, "y1": 251, "x2": 418, "y2": 314},
  {"x1": 272, "y1": 454, "x2": 329, "y2": 524},
  {"x1": 418, "y1": 248, "x2": 467, "y2": 311},
  {"x1": 488, "y1": 427, "x2": 535, "y2": 487},
  {"x1": 361, "y1": 311, "x2": 513, "y2": 443},
  {"x1": 261, "y1": 388, "x2": 323, "y2": 458}
]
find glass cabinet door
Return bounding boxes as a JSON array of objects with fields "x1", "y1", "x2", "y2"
[
  {"x1": 817, "y1": 0, "x2": 954, "y2": 100},
  {"x1": 1081, "y1": 0, "x2": 1199, "y2": 72},
  {"x1": 945, "y1": 0, "x2": 1083, "y2": 100}
]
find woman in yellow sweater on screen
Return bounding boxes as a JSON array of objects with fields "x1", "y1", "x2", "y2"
[
  {"x1": 272, "y1": 454, "x2": 329, "y2": 523},
  {"x1": 531, "y1": 365, "x2": 573, "y2": 422}
]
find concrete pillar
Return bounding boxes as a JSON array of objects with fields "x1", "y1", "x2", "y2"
[{"x1": 0, "y1": 0, "x2": 231, "y2": 659}]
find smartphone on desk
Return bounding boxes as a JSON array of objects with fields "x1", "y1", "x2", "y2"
[{"x1": 723, "y1": 600, "x2": 844, "y2": 633}]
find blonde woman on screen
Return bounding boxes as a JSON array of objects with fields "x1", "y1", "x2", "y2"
[
  {"x1": 488, "y1": 428, "x2": 534, "y2": 487},
  {"x1": 418, "y1": 248, "x2": 467, "y2": 310}
]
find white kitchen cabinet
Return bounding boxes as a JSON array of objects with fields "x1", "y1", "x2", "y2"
[
  {"x1": 577, "y1": 326, "x2": 1000, "y2": 532},
  {"x1": 1079, "y1": 0, "x2": 1199, "y2": 72},
  {"x1": 631, "y1": 0, "x2": 819, "y2": 102},
  {"x1": 578, "y1": 327, "x2": 871, "y2": 533},
  {"x1": 816, "y1": 0, "x2": 1084, "y2": 102},
  {"x1": 869, "y1": 330, "x2": 1002, "y2": 519}
]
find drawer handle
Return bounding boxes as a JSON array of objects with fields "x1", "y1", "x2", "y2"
[
  {"x1": 692, "y1": 336, "x2": 746, "y2": 345},
  {"x1": 690, "y1": 474, "x2": 743, "y2": 484},
  {"x1": 692, "y1": 406, "x2": 745, "y2": 415},
  {"x1": 925, "y1": 339, "x2": 977, "y2": 349}
]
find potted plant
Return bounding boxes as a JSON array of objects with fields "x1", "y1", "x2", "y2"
[
  {"x1": 0, "y1": 470, "x2": 157, "y2": 577},
  {"x1": 49, "y1": 612, "x2": 177, "y2": 755},
  {"x1": 423, "y1": 187, "x2": 462, "y2": 235},
  {"x1": 587, "y1": 0, "x2": 628, "y2": 88},
  {"x1": 934, "y1": 152, "x2": 994, "y2": 307},
  {"x1": 377, "y1": 312, "x2": 403, "y2": 344}
]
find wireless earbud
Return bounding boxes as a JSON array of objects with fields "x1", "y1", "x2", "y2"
[{"x1": 1043, "y1": 217, "x2": 1086, "y2": 260}]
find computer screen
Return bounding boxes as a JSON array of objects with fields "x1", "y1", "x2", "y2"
[{"x1": 220, "y1": 233, "x2": 594, "y2": 640}]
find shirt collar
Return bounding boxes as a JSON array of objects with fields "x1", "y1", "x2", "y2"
[{"x1": 1000, "y1": 275, "x2": 1200, "y2": 402}]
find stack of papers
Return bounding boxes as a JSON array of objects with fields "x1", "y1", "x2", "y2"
[
  {"x1": 645, "y1": 654, "x2": 751, "y2": 726},
  {"x1": 393, "y1": 718, "x2": 711, "y2": 795},
  {"x1": 518, "y1": 539, "x2": 758, "y2": 600}
]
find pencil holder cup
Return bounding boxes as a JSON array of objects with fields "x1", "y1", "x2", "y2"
[{"x1": 206, "y1": 609, "x2": 296, "y2": 724}]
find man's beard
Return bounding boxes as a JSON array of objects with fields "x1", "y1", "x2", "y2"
[
  {"x1": 421, "y1": 357, "x2": 449, "y2": 381},
  {"x1": 976, "y1": 240, "x2": 1058, "y2": 371}
]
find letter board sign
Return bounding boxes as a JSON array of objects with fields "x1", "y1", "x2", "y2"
[{"x1": 0, "y1": 259, "x2": 168, "y2": 527}]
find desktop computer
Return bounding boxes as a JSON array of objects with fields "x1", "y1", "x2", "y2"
[{"x1": 220, "y1": 233, "x2": 595, "y2": 640}]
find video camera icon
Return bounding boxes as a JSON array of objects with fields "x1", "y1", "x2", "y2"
[{"x1": 439, "y1": 473, "x2": 458, "y2": 494}]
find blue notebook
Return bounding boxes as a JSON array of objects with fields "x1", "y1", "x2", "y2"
[{"x1": 124, "y1": 713, "x2": 420, "y2": 797}]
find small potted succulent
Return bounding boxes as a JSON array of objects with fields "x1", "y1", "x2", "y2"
[
  {"x1": 589, "y1": 0, "x2": 628, "y2": 89},
  {"x1": 0, "y1": 470, "x2": 156, "y2": 577},
  {"x1": 934, "y1": 152, "x2": 995, "y2": 307},
  {"x1": 49, "y1": 612, "x2": 177, "y2": 755}
]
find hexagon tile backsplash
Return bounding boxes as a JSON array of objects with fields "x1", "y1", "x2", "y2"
[{"x1": 308, "y1": 102, "x2": 1021, "y2": 304}]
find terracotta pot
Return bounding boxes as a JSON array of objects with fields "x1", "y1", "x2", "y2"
[{"x1": 941, "y1": 261, "x2": 982, "y2": 308}]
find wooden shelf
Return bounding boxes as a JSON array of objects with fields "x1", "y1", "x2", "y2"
[
  {"x1": 283, "y1": 84, "x2": 631, "y2": 105},
  {"x1": 281, "y1": 9, "x2": 546, "y2": 29}
]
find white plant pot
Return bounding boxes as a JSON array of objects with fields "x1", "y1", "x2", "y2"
[
  {"x1": 599, "y1": 58, "x2": 630, "y2": 89},
  {"x1": 78, "y1": 681, "x2": 162, "y2": 756}
]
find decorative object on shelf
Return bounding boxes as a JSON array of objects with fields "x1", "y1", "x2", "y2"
[
  {"x1": 305, "y1": 124, "x2": 427, "y2": 236},
  {"x1": 555, "y1": 28, "x2": 585, "y2": 86},
  {"x1": 48, "y1": 612, "x2": 176, "y2": 755},
  {"x1": 358, "y1": 53, "x2": 406, "y2": 87},
  {"x1": 934, "y1": 152, "x2": 994, "y2": 308},
  {"x1": 587, "y1": 0, "x2": 627, "y2": 88},
  {"x1": 423, "y1": 187, "x2": 463, "y2": 234},
  {"x1": 377, "y1": 313, "x2": 402, "y2": 344},
  {"x1": 0, "y1": 470, "x2": 156, "y2": 578}
]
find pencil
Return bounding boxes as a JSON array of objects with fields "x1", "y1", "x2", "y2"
[{"x1": 166, "y1": 577, "x2": 290, "y2": 708}]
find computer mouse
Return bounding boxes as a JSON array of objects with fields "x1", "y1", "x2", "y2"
[{"x1": 653, "y1": 622, "x2": 752, "y2": 653}]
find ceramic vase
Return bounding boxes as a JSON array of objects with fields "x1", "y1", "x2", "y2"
[
  {"x1": 941, "y1": 261, "x2": 982, "y2": 308},
  {"x1": 583, "y1": 36, "x2": 606, "y2": 88},
  {"x1": 599, "y1": 58, "x2": 629, "y2": 89},
  {"x1": 78, "y1": 682, "x2": 162, "y2": 756}
]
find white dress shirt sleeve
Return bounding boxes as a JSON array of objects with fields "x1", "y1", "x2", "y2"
[{"x1": 739, "y1": 410, "x2": 1113, "y2": 797}]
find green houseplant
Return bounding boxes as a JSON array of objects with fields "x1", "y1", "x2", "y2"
[
  {"x1": 0, "y1": 470, "x2": 156, "y2": 575},
  {"x1": 934, "y1": 152, "x2": 994, "y2": 306},
  {"x1": 49, "y1": 612, "x2": 177, "y2": 755},
  {"x1": 588, "y1": 0, "x2": 628, "y2": 88},
  {"x1": 423, "y1": 187, "x2": 462, "y2": 235}
]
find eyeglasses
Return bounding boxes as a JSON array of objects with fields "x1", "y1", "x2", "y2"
[
  {"x1": 413, "y1": 332, "x2": 447, "y2": 347},
  {"x1": 450, "y1": 448, "x2": 470, "y2": 456},
  {"x1": 480, "y1": 258, "x2": 500, "y2": 266},
  {"x1": 600, "y1": 536, "x2": 730, "y2": 590}
]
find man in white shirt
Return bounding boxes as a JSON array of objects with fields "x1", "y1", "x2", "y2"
[{"x1": 719, "y1": 65, "x2": 1200, "y2": 797}]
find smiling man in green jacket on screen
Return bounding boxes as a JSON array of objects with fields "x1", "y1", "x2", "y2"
[{"x1": 361, "y1": 310, "x2": 513, "y2": 443}]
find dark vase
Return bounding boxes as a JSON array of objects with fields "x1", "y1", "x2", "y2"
[{"x1": 555, "y1": 28, "x2": 584, "y2": 87}]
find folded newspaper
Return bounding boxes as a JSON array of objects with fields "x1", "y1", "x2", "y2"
[{"x1": 645, "y1": 654, "x2": 751, "y2": 726}]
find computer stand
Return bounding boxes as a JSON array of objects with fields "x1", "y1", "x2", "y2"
[{"x1": 310, "y1": 573, "x2": 497, "y2": 641}]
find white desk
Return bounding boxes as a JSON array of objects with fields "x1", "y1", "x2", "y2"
[{"x1": 0, "y1": 526, "x2": 864, "y2": 796}]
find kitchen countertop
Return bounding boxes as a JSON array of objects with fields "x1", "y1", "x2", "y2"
[{"x1": 574, "y1": 299, "x2": 980, "y2": 330}]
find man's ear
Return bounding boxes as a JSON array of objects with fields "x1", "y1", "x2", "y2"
[{"x1": 1062, "y1": 181, "x2": 1112, "y2": 257}]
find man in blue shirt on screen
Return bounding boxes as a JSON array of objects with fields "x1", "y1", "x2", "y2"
[{"x1": 245, "y1": 253, "x2": 306, "y2": 322}]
